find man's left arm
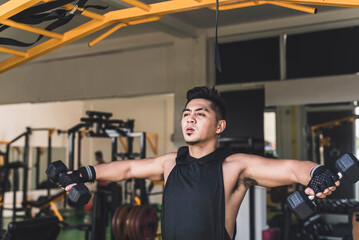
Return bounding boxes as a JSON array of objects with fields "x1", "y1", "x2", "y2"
[{"x1": 232, "y1": 154, "x2": 340, "y2": 198}]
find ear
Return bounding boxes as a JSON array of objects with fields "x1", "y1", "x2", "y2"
[{"x1": 216, "y1": 120, "x2": 226, "y2": 134}]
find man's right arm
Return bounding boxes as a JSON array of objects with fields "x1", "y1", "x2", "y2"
[
  {"x1": 63, "y1": 152, "x2": 176, "y2": 191},
  {"x1": 95, "y1": 152, "x2": 176, "y2": 182}
]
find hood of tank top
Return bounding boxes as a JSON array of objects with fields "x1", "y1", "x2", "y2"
[{"x1": 176, "y1": 146, "x2": 232, "y2": 165}]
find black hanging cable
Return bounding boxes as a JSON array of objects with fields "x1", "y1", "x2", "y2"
[
  {"x1": 0, "y1": 0, "x2": 108, "y2": 47},
  {"x1": 214, "y1": 0, "x2": 221, "y2": 73},
  {"x1": 0, "y1": 13, "x2": 74, "y2": 47}
]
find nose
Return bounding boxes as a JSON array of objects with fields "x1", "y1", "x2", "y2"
[{"x1": 186, "y1": 113, "x2": 196, "y2": 123}]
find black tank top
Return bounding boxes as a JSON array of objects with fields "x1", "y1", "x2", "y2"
[{"x1": 162, "y1": 146, "x2": 235, "y2": 240}]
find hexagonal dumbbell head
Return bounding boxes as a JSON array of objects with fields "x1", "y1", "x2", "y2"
[
  {"x1": 287, "y1": 191, "x2": 317, "y2": 220},
  {"x1": 335, "y1": 153, "x2": 359, "y2": 183},
  {"x1": 46, "y1": 160, "x2": 68, "y2": 183},
  {"x1": 68, "y1": 184, "x2": 92, "y2": 207}
]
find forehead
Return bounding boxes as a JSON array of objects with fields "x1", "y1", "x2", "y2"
[{"x1": 185, "y1": 98, "x2": 212, "y2": 110}]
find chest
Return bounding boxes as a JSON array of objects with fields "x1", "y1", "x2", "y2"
[{"x1": 164, "y1": 162, "x2": 223, "y2": 202}]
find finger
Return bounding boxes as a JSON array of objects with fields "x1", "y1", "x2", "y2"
[
  {"x1": 65, "y1": 183, "x2": 77, "y2": 191},
  {"x1": 305, "y1": 187, "x2": 315, "y2": 196},
  {"x1": 329, "y1": 186, "x2": 336, "y2": 191},
  {"x1": 335, "y1": 180, "x2": 340, "y2": 187},
  {"x1": 316, "y1": 192, "x2": 326, "y2": 198},
  {"x1": 325, "y1": 191, "x2": 332, "y2": 196},
  {"x1": 323, "y1": 189, "x2": 330, "y2": 195}
]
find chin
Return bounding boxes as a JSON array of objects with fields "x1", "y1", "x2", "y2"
[{"x1": 186, "y1": 140, "x2": 200, "y2": 145}]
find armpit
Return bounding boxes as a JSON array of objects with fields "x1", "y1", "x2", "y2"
[{"x1": 232, "y1": 176, "x2": 258, "y2": 193}]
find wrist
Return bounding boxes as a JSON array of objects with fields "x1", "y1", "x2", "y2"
[
  {"x1": 310, "y1": 165, "x2": 323, "y2": 178},
  {"x1": 79, "y1": 166, "x2": 96, "y2": 182}
]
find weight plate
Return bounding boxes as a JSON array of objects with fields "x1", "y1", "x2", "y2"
[
  {"x1": 116, "y1": 205, "x2": 132, "y2": 240},
  {"x1": 133, "y1": 205, "x2": 158, "y2": 240},
  {"x1": 125, "y1": 206, "x2": 140, "y2": 239},
  {"x1": 112, "y1": 205, "x2": 125, "y2": 240}
]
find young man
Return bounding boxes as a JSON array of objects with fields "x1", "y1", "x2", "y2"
[{"x1": 60, "y1": 86, "x2": 340, "y2": 240}]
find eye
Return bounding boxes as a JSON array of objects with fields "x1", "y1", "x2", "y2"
[
  {"x1": 197, "y1": 112, "x2": 205, "y2": 116},
  {"x1": 183, "y1": 113, "x2": 189, "y2": 117}
]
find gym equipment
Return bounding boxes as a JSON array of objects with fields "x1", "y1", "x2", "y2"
[
  {"x1": 0, "y1": 128, "x2": 31, "y2": 227},
  {"x1": 6, "y1": 216, "x2": 60, "y2": 240},
  {"x1": 111, "y1": 205, "x2": 158, "y2": 240},
  {"x1": 46, "y1": 160, "x2": 91, "y2": 206},
  {"x1": 62, "y1": 111, "x2": 152, "y2": 240},
  {"x1": 287, "y1": 153, "x2": 359, "y2": 220},
  {"x1": 23, "y1": 190, "x2": 67, "y2": 221}
]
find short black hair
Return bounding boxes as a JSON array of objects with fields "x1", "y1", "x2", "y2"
[
  {"x1": 95, "y1": 151, "x2": 103, "y2": 158},
  {"x1": 185, "y1": 86, "x2": 226, "y2": 120}
]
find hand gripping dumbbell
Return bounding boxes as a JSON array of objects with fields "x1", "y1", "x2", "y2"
[
  {"x1": 287, "y1": 153, "x2": 359, "y2": 220},
  {"x1": 46, "y1": 160, "x2": 92, "y2": 206}
]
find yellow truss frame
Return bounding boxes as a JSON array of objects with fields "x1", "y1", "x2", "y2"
[{"x1": 0, "y1": 0, "x2": 358, "y2": 74}]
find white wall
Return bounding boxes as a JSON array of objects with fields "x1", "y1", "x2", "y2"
[
  {"x1": 0, "y1": 94, "x2": 174, "y2": 205},
  {"x1": 0, "y1": 93, "x2": 174, "y2": 156}
]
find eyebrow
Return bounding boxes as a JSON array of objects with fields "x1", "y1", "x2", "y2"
[{"x1": 182, "y1": 108, "x2": 210, "y2": 112}]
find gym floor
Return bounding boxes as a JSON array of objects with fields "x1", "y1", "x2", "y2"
[
  {"x1": 58, "y1": 209, "x2": 111, "y2": 240},
  {"x1": 2, "y1": 209, "x2": 111, "y2": 240}
]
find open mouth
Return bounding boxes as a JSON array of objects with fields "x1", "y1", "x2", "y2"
[{"x1": 186, "y1": 127, "x2": 195, "y2": 136}]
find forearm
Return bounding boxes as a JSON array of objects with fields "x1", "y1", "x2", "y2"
[{"x1": 289, "y1": 160, "x2": 318, "y2": 186}]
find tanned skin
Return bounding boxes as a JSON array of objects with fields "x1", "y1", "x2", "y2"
[{"x1": 66, "y1": 98, "x2": 340, "y2": 239}]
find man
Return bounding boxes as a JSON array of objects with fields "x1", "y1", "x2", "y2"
[
  {"x1": 61, "y1": 86, "x2": 340, "y2": 240},
  {"x1": 95, "y1": 151, "x2": 105, "y2": 165}
]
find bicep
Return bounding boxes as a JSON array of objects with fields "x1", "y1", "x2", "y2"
[{"x1": 128, "y1": 158, "x2": 163, "y2": 181}]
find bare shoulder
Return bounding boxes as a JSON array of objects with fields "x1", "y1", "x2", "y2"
[
  {"x1": 223, "y1": 153, "x2": 249, "y2": 166},
  {"x1": 224, "y1": 153, "x2": 265, "y2": 166},
  {"x1": 161, "y1": 152, "x2": 177, "y2": 182},
  {"x1": 156, "y1": 152, "x2": 176, "y2": 168},
  {"x1": 222, "y1": 153, "x2": 249, "y2": 179}
]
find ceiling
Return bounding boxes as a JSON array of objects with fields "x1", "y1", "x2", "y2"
[
  {"x1": 0, "y1": 0, "x2": 342, "y2": 48},
  {"x1": 0, "y1": 0, "x2": 352, "y2": 71}
]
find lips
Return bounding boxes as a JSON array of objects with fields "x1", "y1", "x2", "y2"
[{"x1": 185, "y1": 126, "x2": 195, "y2": 134}]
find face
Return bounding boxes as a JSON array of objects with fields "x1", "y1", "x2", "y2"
[{"x1": 181, "y1": 98, "x2": 226, "y2": 145}]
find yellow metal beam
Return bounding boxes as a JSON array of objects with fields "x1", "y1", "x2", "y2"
[
  {"x1": 0, "y1": 0, "x2": 241, "y2": 73},
  {"x1": 267, "y1": 1, "x2": 317, "y2": 13},
  {"x1": 0, "y1": 0, "x2": 43, "y2": 20},
  {"x1": 128, "y1": 16, "x2": 162, "y2": 25},
  {"x1": 208, "y1": 1, "x2": 266, "y2": 10},
  {"x1": 121, "y1": 0, "x2": 151, "y2": 12},
  {"x1": 0, "y1": 46, "x2": 27, "y2": 57},
  {"x1": 0, "y1": 19, "x2": 64, "y2": 40},
  {"x1": 89, "y1": 16, "x2": 163, "y2": 47},
  {"x1": 61, "y1": 4, "x2": 106, "y2": 21},
  {"x1": 1, "y1": 0, "x2": 359, "y2": 74},
  {"x1": 89, "y1": 23, "x2": 127, "y2": 47},
  {"x1": 0, "y1": 19, "x2": 113, "y2": 73},
  {"x1": 278, "y1": 0, "x2": 359, "y2": 8}
]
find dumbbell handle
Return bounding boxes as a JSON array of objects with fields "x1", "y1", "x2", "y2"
[{"x1": 308, "y1": 172, "x2": 342, "y2": 201}]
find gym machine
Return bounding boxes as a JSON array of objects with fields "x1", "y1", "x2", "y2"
[
  {"x1": 57, "y1": 111, "x2": 155, "y2": 240},
  {"x1": 0, "y1": 127, "x2": 32, "y2": 226},
  {"x1": 0, "y1": 127, "x2": 68, "y2": 240}
]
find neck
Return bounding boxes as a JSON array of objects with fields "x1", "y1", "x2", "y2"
[{"x1": 188, "y1": 141, "x2": 217, "y2": 159}]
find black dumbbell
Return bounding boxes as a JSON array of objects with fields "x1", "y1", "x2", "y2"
[
  {"x1": 46, "y1": 160, "x2": 92, "y2": 206},
  {"x1": 287, "y1": 153, "x2": 359, "y2": 220}
]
